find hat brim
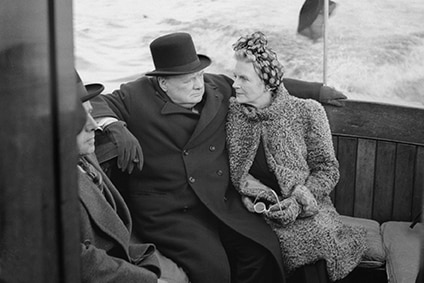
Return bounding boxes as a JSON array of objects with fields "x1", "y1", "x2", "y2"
[
  {"x1": 145, "y1": 54, "x2": 211, "y2": 76},
  {"x1": 81, "y1": 83, "x2": 105, "y2": 102}
]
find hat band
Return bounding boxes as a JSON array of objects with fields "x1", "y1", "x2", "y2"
[{"x1": 156, "y1": 58, "x2": 201, "y2": 72}]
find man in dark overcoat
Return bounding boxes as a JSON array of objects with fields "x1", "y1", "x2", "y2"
[
  {"x1": 91, "y1": 32, "x2": 346, "y2": 283},
  {"x1": 76, "y1": 73, "x2": 189, "y2": 283}
]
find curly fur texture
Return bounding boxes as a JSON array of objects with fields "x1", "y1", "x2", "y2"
[{"x1": 226, "y1": 86, "x2": 367, "y2": 281}]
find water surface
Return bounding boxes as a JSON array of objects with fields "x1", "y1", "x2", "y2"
[{"x1": 74, "y1": 0, "x2": 424, "y2": 107}]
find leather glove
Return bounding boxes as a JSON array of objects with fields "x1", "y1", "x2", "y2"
[
  {"x1": 266, "y1": 197, "x2": 301, "y2": 227},
  {"x1": 319, "y1": 85, "x2": 347, "y2": 107},
  {"x1": 241, "y1": 196, "x2": 256, "y2": 213},
  {"x1": 292, "y1": 185, "x2": 319, "y2": 218},
  {"x1": 104, "y1": 121, "x2": 143, "y2": 174},
  {"x1": 242, "y1": 174, "x2": 271, "y2": 191}
]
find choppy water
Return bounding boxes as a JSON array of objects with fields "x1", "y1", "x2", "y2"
[{"x1": 74, "y1": 0, "x2": 424, "y2": 108}]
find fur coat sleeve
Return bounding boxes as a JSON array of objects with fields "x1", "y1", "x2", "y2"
[{"x1": 301, "y1": 99, "x2": 339, "y2": 201}]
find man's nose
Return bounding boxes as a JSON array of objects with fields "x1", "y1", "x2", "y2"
[
  {"x1": 86, "y1": 113, "x2": 99, "y2": 131},
  {"x1": 194, "y1": 76, "x2": 203, "y2": 88}
]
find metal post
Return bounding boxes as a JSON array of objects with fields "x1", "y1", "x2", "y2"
[{"x1": 323, "y1": 0, "x2": 329, "y2": 85}]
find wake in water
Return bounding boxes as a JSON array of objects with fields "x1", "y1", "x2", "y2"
[{"x1": 74, "y1": 0, "x2": 424, "y2": 107}]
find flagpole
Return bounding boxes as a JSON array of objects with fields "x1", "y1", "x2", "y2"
[{"x1": 323, "y1": 0, "x2": 329, "y2": 86}]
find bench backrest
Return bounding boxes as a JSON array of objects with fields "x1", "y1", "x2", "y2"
[{"x1": 324, "y1": 100, "x2": 424, "y2": 223}]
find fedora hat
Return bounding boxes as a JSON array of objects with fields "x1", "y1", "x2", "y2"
[
  {"x1": 145, "y1": 32, "x2": 211, "y2": 76},
  {"x1": 82, "y1": 83, "x2": 104, "y2": 102},
  {"x1": 76, "y1": 71, "x2": 105, "y2": 102}
]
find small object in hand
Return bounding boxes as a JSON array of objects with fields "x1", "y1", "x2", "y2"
[
  {"x1": 253, "y1": 202, "x2": 269, "y2": 214},
  {"x1": 253, "y1": 189, "x2": 282, "y2": 214}
]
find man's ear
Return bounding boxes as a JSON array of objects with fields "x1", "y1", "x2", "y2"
[{"x1": 157, "y1": 77, "x2": 167, "y2": 92}]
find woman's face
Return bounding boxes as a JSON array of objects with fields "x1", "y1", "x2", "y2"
[
  {"x1": 76, "y1": 101, "x2": 98, "y2": 155},
  {"x1": 232, "y1": 59, "x2": 270, "y2": 108}
]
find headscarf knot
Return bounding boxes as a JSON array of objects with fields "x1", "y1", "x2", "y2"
[{"x1": 233, "y1": 31, "x2": 284, "y2": 91}]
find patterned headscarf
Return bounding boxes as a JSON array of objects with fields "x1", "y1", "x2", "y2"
[{"x1": 232, "y1": 31, "x2": 284, "y2": 91}]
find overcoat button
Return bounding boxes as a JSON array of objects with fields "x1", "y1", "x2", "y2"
[
  {"x1": 183, "y1": 149, "x2": 189, "y2": 156},
  {"x1": 216, "y1": 170, "x2": 223, "y2": 176},
  {"x1": 209, "y1": 145, "x2": 216, "y2": 151},
  {"x1": 183, "y1": 205, "x2": 189, "y2": 212},
  {"x1": 189, "y1": 177, "x2": 195, "y2": 183}
]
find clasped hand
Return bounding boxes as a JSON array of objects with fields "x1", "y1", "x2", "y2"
[
  {"x1": 292, "y1": 185, "x2": 319, "y2": 218},
  {"x1": 266, "y1": 197, "x2": 301, "y2": 226},
  {"x1": 242, "y1": 195, "x2": 301, "y2": 227},
  {"x1": 240, "y1": 175, "x2": 318, "y2": 226}
]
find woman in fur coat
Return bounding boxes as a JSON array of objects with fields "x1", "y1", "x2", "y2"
[{"x1": 226, "y1": 31, "x2": 367, "y2": 282}]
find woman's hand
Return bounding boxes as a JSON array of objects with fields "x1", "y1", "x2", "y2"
[
  {"x1": 267, "y1": 197, "x2": 300, "y2": 226},
  {"x1": 241, "y1": 196, "x2": 256, "y2": 213},
  {"x1": 292, "y1": 185, "x2": 319, "y2": 218}
]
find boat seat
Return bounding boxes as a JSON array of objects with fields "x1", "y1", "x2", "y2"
[
  {"x1": 381, "y1": 221, "x2": 423, "y2": 283},
  {"x1": 340, "y1": 216, "x2": 423, "y2": 282},
  {"x1": 340, "y1": 215, "x2": 386, "y2": 268}
]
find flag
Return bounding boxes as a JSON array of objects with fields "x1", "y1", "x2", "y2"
[{"x1": 297, "y1": 0, "x2": 337, "y2": 41}]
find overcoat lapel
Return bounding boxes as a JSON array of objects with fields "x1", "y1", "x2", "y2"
[
  {"x1": 157, "y1": 80, "x2": 225, "y2": 147},
  {"x1": 160, "y1": 100, "x2": 192, "y2": 115},
  {"x1": 78, "y1": 160, "x2": 130, "y2": 250},
  {"x1": 187, "y1": 83, "x2": 224, "y2": 146}
]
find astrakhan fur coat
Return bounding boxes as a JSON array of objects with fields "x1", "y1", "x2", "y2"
[{"x1": 226, "y1": 86, "x2": 367, "y2": 281}]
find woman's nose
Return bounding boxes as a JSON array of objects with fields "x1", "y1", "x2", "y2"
[{"x1": 232, "y1": 79, "x2": 240, "y2": 89}]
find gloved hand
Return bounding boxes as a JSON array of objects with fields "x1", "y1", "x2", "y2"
[
  {"x1": 292, "y1": 185, "x2": 319, "y2": 218},
  {"x1": 104, "y1": 121, "x2": 143, "y2": 174},
  {"x1": 241, "y1": 196, "x2": 256, "y2": 213},
  {"x1": 319, "y1": 85, "x2": 347, "y2": 107},
  {"x1": 242, "y1": 174, "x2": 272, "y2": 192},
  {"x1": 266, "y1": 197, "x2": 301, "y2": 227}
]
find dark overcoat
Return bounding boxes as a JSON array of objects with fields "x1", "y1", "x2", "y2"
[
  {"x1": 91, "y1": 74, "x2": 323, "y2": 283},
  {"x1": 79, "y1": 154, "x2": 160, "y2": 283}
]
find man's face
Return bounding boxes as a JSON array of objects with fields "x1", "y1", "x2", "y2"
[
  {"x1": 76, "y1": 101, "x2": 98, "y2": 155},
  {"x1": 159, "y1": 71, "x2": 205, "y2": 109}
]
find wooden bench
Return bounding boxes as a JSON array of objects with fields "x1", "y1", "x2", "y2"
[{"x1": 324, "y1": 100, "x2": 424, "y2": 283}]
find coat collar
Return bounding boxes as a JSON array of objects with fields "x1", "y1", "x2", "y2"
[
  {"x1": 78, "y1": 154, "x2": 131, "y2": 250},
  {"x1": 229, "y1": 87, "x2": 291, "y2": 122},
  {"x1": 153, "y1": 77, "x2": 225, "y2": 145},
  {"x1": 188, "y1": 81, "x2": 224, "y2": 144}
]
